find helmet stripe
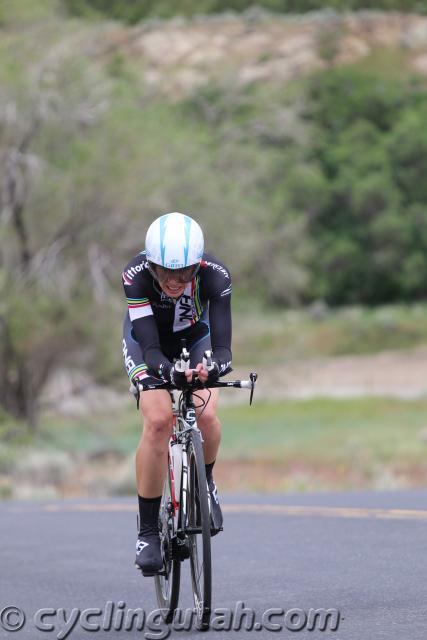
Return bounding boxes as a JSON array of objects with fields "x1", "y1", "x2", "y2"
[
  {"x1": 183, "y1": 215, "x2": 192, "y2": 267},
  {"x1": 159, "y1": 215, "x2": 168, "y2": 267}
]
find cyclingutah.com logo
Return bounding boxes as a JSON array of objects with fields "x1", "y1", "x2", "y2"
[{"x1": 0, "y1": 601, "x2": 340, "y2": 638}]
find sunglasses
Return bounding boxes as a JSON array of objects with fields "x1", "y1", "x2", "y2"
[{"x1": 150, "y1": 262, "x2": 200, "y2": 284}]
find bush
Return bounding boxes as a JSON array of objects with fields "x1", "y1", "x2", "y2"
[{"x1": 300, "y1": 67, "x2": 427, "y2": 304}]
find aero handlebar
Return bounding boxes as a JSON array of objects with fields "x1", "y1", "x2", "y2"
[{"x1": 131, "y1": 340, "x2": 258, "y2": 405}]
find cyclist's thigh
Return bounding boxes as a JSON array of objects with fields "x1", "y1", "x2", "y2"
[
  {"x1": 195, "y1": 388, "x2": 220, "y2": 420},
  {"x1": 140, "y1": 389, "x2": 173, "y2": 423}
]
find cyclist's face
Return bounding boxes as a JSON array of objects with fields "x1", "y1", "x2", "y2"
[
  {"x1": 154, "y1": 264, "x2": 197, "y2": 284},
  {"x1": 160, "y1": 279, "x2": 186, "y2": 298},
  {"x1": 153, "y1": 264, "x2": 197, "y2": 298}
]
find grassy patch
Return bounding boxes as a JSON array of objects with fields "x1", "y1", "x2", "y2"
[
  {"x1": 350, "y1": 47, "x2": 418, "y2": 82},
  {"x1": 232, "y1": 304, "x2": 427, "y2": 364},
  {"x1": 34, "y1": 406, "x2": 141, "y2": 456},
  {"x1": 5, "y1": 394, "x2": 423, "y2": 495},
  {"x1": 0, "y1": 0, "x2": 62, "y2": 28},
  {"x1": 215, "y1": 396, "x2": 427, "y2": 491},
  {"x1": 34, "y1": 394, "x2": 427, "y2": 459},
  {"x1": 218, "y1": 396, "x2": 427, "y2": 463}
]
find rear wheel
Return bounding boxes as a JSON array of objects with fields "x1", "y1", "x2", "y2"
[
  {"x1": 186, "y1": 430, "x2": 212, "y2": 630},
  {"x1": 154, "y1": 460, "x2": 180, "y2": 623}
]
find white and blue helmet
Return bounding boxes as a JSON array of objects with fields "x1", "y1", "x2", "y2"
[{"x1": 145, "y1": 212, "x2": 204, "y2": 272}]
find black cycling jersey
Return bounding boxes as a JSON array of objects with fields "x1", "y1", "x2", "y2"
[{"x1": 122, "y1": 251, "x2": 232, "y2": 382}]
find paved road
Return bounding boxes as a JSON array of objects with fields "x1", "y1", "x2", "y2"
[{"x1": 1, "y1": 489, "x2": 427, "y2": 639}]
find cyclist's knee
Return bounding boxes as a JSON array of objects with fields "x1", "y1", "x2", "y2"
[
  {"x1": 196, "y1": 388, "x2": 219, "y2": 429},
  {"x1": 143, "y1": 413, "x2": 173, "y2": 442},
  {"x1": 140, "y1": 390, "x2": 173, "y2": 443},
  {"x1": 197, "y1": 408, "x2": 220, "y2": 431}
]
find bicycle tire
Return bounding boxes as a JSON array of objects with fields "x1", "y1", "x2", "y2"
[
  {"x1": 154, "y1": 460, "x2": 181, "y2": 623},
  {"x1": 186, "y1": 430, "x2": 212, "y2": 630}
]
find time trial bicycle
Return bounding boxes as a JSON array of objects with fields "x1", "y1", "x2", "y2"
[{"x1": 133, "y1": 341, "x2": 257, "y2": 630}]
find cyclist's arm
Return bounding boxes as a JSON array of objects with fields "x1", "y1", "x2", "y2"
[
  {"x1": 131, "y1": 316, "x2": 173, "y2": 380},
  {"x1": 202, "y1": 256, "x2": 232, "y2": 373},
  {"x1": 209, "y1": 292, "x2": 232, "y2": 373},
  {"x1": 122, "y1": 265, "x2": 172, "y2": 379}
]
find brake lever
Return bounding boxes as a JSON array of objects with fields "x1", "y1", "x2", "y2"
[
  {"x1": 202, "y1": 349, "x2": 214, "y2": 372},
  {"x1": 175, "y1": 338, "x2": 190, "y2": 373},
  {"x1": 249, "y1": 372, "x2": 258, "y2": 405}
]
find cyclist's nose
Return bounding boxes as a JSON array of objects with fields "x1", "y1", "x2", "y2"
[
  {"x1": 165, "y1": 274, "x2": 182, "y2": 287},
  {"x1": 166, "y1": 274, "x2": 180, "y2": 284}
]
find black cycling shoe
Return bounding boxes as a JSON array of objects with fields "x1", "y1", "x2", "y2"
[
  {"x1": 135, "y1": 532, "x2": 163, "y2": 575},
  {"x1": 208, "y1": 479, "x2": 223, "y2": 536}
]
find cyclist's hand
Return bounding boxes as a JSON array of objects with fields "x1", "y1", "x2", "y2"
[
  {"x1": 194, "y1": 363, "x2": 208, "y2": 383},
  {"x1": 194, "y1": 361, "x2": 220, "y2": 384},
  {"x1": 170, "y1": 362, "x2": 220, "y2": 386},
  {"x1": 170, "y1": 364, "x2": 189, "y2": 389},
  {"x1": 181, "y1": 364, "x2": 210, "y2": 383}
]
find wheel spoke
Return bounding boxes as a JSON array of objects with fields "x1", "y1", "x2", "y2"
[
  {"x1": 197, "y1": 560, "x2": 204, "y2": 585},
  {"x1": 186, "y1": 433, "x2": 211, "y2": 628},
  {"x1": 154, "y1": 468, "x2": 180, "y2": 621}
]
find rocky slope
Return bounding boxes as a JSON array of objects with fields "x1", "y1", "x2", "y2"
[{"x1": 87, "y1": 10, "x2": 427, "y2": 96}]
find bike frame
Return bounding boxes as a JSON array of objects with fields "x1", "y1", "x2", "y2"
[{"x1": 167, "y1": 388, "x2": 205, "y2": 542}]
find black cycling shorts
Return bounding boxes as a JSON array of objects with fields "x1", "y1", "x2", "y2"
[{"x1": 122, "y1": 311, "x2": 212, "y2": 386}]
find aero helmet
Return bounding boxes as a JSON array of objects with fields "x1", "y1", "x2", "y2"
[{"x1": 145, "y1": 212, "x2": 204, "y2": 282}]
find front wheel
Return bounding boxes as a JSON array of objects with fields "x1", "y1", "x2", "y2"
[
  {"x1": 154, "y1": 461, "x2": 181, "y2": 623},
  {"x1": 186, "y1": 430, "x2": 212, "y2": 630}
]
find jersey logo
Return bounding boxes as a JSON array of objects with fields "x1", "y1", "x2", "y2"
[
  {"x1": 160, "y1": 291, "x2": 175, "y2": 303},
  {"x1": 220, "y1": 361, "x2": 231, "y2": 373},
  {"x1": 123, "y1": 339, "x2": 136, "y2": 374},
  {"x1": 173, "y1": 283, "x2": 196, "y2": 332},
  {"x1": 221, "y1": 285, "x2": 232, "y2": 297},
  {"x1": 122, "y1": 261, "x2": 147, "y2": 285},
  {"x1": 203, "y1": 261, "x2": 230, "y2": 280},
  {"x1": 178, "y1": 294, "x2": 193, "y2": 322}
]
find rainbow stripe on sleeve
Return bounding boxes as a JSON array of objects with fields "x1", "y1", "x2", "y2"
[
  {"x1": 127, "y1": 297, "x2": 153, "y2": 321},
  {"x1": 127, "y1": 297, "x2": 150, "y2": 308},
  {"x1": 128, "y1": 364, "x2": 149, "y2": 381},
  {"x1": 194, "y1": 276, "x2": 202, "y2": 320}
]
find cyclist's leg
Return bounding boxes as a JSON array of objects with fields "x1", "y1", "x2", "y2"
[
  {"x1": 188, "y1": 330, "x2": 221, "y2": 465},
  {"x1": 123, "y1": 313, "x2": 173, "y2": 496},
  {"x1": 135, "y1": 390, "x2": 173, "y2": 574},
  {"x1": 137, "y1": 390, "x2": 173, "y2": 497},
  {"x1": 188, "y1": 327, "x2": 224, "y2": 534},
  {"x1": 194, "y1": 388, "x2": 220, "y2": 465},
  {"x1": 123, "y1": 313, "x2": 173, "y2": 571}
]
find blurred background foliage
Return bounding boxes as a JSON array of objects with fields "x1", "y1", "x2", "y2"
[
  {"x1": 62, "y1": 0, "x2": 427, "y2": 22},
  {"x1": 1, "y1": 0, "x2": 427, "y2": 495}
]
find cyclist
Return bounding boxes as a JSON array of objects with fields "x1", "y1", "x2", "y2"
[{"x1": 122, "y1": 212, "x2": 232, "y2": 575}]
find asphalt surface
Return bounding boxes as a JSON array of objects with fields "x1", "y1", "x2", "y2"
[{"x1": 1, "y1": 489, "x2": 427, "y2": 640}]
